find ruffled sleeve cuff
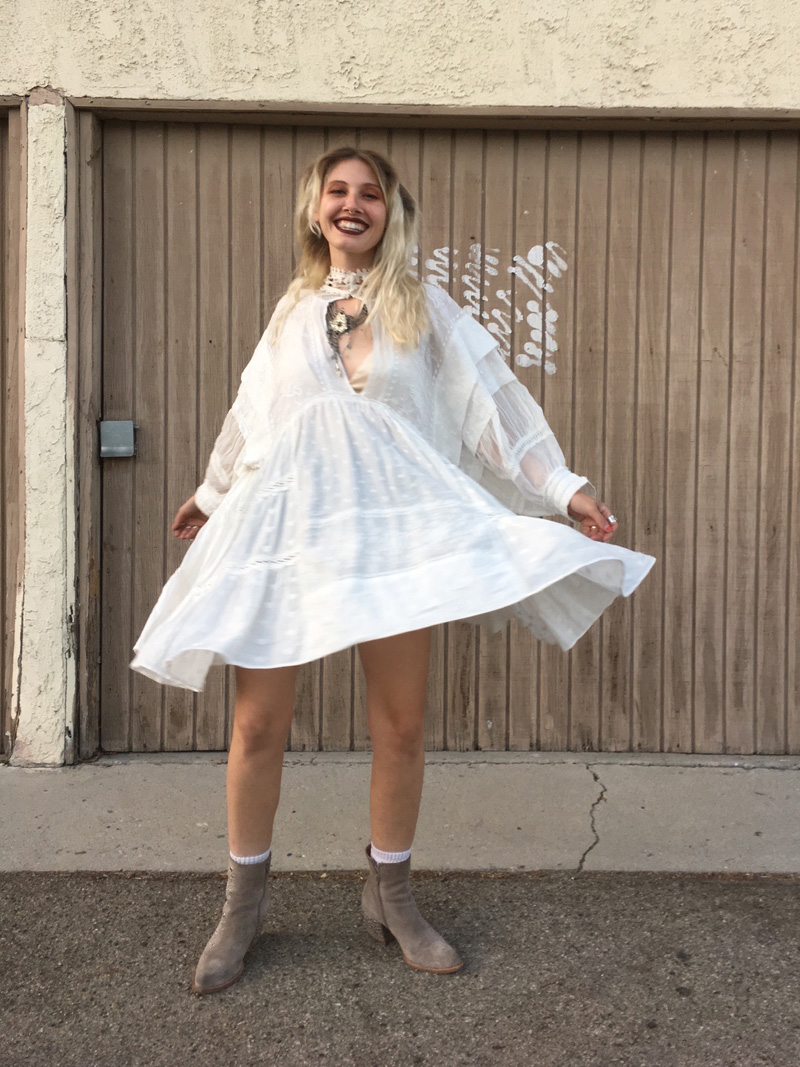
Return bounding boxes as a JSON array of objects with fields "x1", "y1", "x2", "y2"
[
  {"x1": 193, "y1": 481, "x2": 225, "y2": 518},
  {"x1": 542, "y1": 468, "x2": 595, "y2": 518}
]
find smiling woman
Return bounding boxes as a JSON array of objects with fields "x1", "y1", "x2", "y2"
[{"x1": 130, "y1": 144, "x2": 654, "y2": 995}]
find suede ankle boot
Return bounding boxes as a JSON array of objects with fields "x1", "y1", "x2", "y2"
[
  {"x1": 361, "y1": 846, "x2": 463, "y2": 974},
  {"x1": 192, "y1": 856, "x2": 271, "y2": 994}
]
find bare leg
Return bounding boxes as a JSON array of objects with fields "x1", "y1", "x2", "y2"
[
  {"x1": 227, "y1": 664, "x2": 300, "y2": 857},
  {"x1": 358, "y1": 628, "x2": 431, "y2": 852}
]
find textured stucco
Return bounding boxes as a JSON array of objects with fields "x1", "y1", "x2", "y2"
[
  {"x1": 0, "y1": 0, "x2": 797, "y2": 109},
  {"x1": 11, "y1": 101, "x2": 72, "y2": 767}
]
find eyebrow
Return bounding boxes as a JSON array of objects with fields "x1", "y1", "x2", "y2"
[{"x1": 325, "y1": 179, "x2": 383, "y2": 192}]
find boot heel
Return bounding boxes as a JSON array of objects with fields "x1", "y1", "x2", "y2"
[{"x1": 363, "y1": 912, "x2": 395, "y2": 946}]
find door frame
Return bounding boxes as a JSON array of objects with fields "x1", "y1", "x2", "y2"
[{"x1": 67, "y1": 99, "x2": 800, "y2": 759}]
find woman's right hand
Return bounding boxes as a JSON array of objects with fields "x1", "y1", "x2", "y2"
[{"x1": 172, "y1": 496, "x2": 209, "y2": 541}]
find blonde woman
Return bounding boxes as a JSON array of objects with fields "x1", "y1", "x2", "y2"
[{"x1": 131, "y1": 147, "x2": 654, "y2": 994}]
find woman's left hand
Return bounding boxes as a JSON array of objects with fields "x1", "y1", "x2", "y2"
[{"x1": 567, "y1": 491, "x2": 618, "y2": 542}]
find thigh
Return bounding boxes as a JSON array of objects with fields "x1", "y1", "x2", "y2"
[{"x1": 357, "y1": 628, "x2": 431, "y2": 717}]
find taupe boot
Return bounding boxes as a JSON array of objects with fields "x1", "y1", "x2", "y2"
[
  {"x1": 361, "y1": 846, "x2": 463, "y2": 974},
  {"x1": 191, "y1": 856, "x2": 271, "y2": 994}
]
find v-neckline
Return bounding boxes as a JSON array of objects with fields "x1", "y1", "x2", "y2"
[{"x1": 319, "y1": 294, "x2": 382, "y2": 398}]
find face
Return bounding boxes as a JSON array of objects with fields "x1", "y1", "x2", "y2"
[{"x1": 314, "y1": 158, "x2": 388, "y2": 270}]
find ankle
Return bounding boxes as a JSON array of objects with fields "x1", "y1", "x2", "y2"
[
  {"x1": 370, "y1": 843, "x2": 411, "y2": 865},
  {"x1": 229, "y1": 846, "x2": 271, "y2": 865}
]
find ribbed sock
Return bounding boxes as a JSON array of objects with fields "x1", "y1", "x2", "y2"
[
  {"x1": 370, "y1": 843, "x2": 412, "y2": 865},
  {"x1": 229, "y1": 847, "x2": 271, "y2": 865}
]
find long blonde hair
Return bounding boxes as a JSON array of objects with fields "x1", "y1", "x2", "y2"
[{"x1": 273, "y1": 147, "x2": 428, "y2": 347}]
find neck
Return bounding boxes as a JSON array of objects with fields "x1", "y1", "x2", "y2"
[{"x1": 328, "y1": 253, "x2": 375, "y2": 272}]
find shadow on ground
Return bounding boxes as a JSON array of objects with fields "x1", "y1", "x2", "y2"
[{"x1": 2, "y1": 871, "x2": 799, "y2": 1066}]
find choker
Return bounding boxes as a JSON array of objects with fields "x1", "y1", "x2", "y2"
[{"x1": 321, "y1": 265, "x2": 372, "y2": 298}]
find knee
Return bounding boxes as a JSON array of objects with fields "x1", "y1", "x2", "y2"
[
  {"x1": 371, "y1": 704, "x2": 425, "y2": 757},
  {"x1": 232, "y1": 705, "x2": 287, "y2": 757}
]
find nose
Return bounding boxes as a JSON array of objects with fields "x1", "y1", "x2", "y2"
[{"x1": 343, "y1": 192, "x2": 360, "y2": 215}]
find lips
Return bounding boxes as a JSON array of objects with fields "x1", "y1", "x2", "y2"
[{"x1": 334, "y1": 218, "x2": 368, "y2": 235}]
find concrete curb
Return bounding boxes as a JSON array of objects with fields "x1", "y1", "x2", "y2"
[{"x1": 3, "y1": 752, "x2": 800, "y2": 873}]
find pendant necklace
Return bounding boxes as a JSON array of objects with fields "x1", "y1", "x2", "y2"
[{"x1": 325, "y1": 300, "x2": 369, "y2": 377}]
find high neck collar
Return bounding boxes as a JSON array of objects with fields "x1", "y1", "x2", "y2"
[{"x1": 320, "y1": 265, "x2": 372, "y2": 298}]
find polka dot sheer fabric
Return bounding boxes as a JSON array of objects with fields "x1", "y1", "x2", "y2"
[{"x1": 131, "y1": 284, "x2": 654, "y2": 691}]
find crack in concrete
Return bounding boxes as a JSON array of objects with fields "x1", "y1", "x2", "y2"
[{"x1": 577, "y1": 766, "x2": 607, "y2": 873}]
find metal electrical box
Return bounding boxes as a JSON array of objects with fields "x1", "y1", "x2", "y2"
[{"x1": 99, "y1": 420, "x2": 137, "y2": 458}]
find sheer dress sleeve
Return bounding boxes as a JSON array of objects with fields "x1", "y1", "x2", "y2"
[
  {"x1": 193, "y1": 388, "x2": 258, "y2": 517},
  {"x1": 442, "y1": 304, "x2": 594, "y2": 518}
]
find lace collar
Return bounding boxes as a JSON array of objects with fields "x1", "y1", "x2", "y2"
[{"x1": 320, "y1": 265, "x2": 372, "y2": 299}]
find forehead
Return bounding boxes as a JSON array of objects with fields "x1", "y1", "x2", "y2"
[{"x1": 324, "y1": 158, "x2": 382, "y2": 188}]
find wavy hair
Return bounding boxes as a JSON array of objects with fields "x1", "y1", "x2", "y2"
[{"x1": 272, "y1": 146, "x2": 428, "y2": 347}]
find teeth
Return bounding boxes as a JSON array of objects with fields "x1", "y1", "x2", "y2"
[{"x1": 337, "y1": 220, "x2": 366, "y2": 233}]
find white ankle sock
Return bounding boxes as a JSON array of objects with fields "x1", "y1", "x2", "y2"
[
  {"x1": 229, "y1": 847, "x2": 271, "y2": 865},
  {"x1": 370, "y1": 844, "x2": 411, "y2": 865}
]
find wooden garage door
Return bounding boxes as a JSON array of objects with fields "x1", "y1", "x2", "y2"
[
  {"x1": 98, "y1": 120, "x2": 800, "y2": 755},
  {"x1": 1, "y1": 110, "x2": 22, "y2": 757}
]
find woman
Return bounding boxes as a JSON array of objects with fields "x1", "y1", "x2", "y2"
[{"x1": 131, "y1": 147, "x2": 654, "y2": 994}]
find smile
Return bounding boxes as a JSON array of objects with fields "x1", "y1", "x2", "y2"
[{"x1": 334, "y1": 218, "x2": 368, "y2": 235}]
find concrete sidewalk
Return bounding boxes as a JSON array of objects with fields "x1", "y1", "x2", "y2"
[{"x1": 3, "y1": 751, "x2": 800, "y2": 873}]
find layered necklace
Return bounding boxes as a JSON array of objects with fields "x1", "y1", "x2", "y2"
[{"x1": 322, "y1": 267, "x2": 371, "y2": 377}]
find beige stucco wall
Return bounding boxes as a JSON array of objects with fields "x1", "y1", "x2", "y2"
[{"x1": 0, "y1": 0, "x2": 798, "y2": 109}]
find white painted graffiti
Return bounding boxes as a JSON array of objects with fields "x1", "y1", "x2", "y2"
[{"x1": 420, "y1": 242, "x2": 569, "y2": 374}]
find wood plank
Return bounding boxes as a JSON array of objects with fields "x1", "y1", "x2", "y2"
[
  {"x1": 223, "y1": 125, "x2": 266, "y2": 749},
  {"x1": 663, "y1": 134, "x2": 703, "y2": 754},
  {"x1": 356, "y1": 128, "x2": 390, "y2": 156},
  {"x1": 569, "y1": 133, "x2": 610, "y2": 751},
  {"x1": 477, "y1": 131, "x2": 516, "y2": 751},
  {"x1": 0, "y1": 115, "x2": 7, "y2": 752},
  {"x1": 100, "y1": 121, "x2": 136, "y2": 751},
  {"x1": 162, "y1": 123, "x2": 199, "y2": 750},
  {"x1": 194, "y1": 124, "x2": 231, "y2": 750},
  {"x1": 447, "y1": 128, "x2": 483, "y2": 751},
  {"x1": 130, "y1": 123, "x2": 167, "y2": 752},
  {"x1": 726, "y1": 133, "x2": 768, "y2": 753},
  {"x1": 261, "y1": 125, "x2": 296, "y2": 320},
  {"x1": 631, "y1": 133, "x2": 672, "y2": 751},
  {"x1": 68, "y1": 109, "x2": 100, "y2": 758},
  {"x1": 535, "y1": 132, "x2": 578, "y2": 751},
  {"x1": 757, "y1": 134, "x2": 797, "y2": 752},
  {"x1": 418, "y1": 126, "x2": 451, "y2": 749},
  {"x1": 790, "y1": 137, "x2": 800, "y2": 754},
  {"x1": 695, "y1": 133, "x2": 736, "y2": 753},
  {"x1": 599, "y1": 133, "x2": 640, "y2": 750},
  {"x1": 506, "y1": 130, "x2": 546, "y2": 751},
  {"x1": 290, "y1": 127, "x2": 326, "y2": 751}
]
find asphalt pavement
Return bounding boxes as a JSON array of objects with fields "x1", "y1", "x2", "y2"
[{"x1": 2, "y1": 868, "x2": 799, "y2": 1067}]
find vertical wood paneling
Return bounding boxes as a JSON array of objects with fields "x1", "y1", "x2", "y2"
[
  {"x1": 508, "y1": 132, "x2": 548, "y2": 750},
  {"x1": 194, "y1": 124, "x2": 231, "y2": 750},
  {"x1": 569, "y1": 134, "x2": 609, "y2": 751},
  {"x1": 0, "y1": 115, "x2": 9, "y2": 753},
  {"x1": 446, "y1": 129, "x2": 483, "y2": 751},
  {"x1": 600, "y1": 133, "x2": 641, "y2": 750},
  {"x1": 695, "y1": 134, "x2": 735, "y2": 753},
  {"x1": 786, "y1": 143, "x2": 800, "y2": 755},
  {"x1": 727, "y1": 134, "x2": 767, "y2": 753},
  {"x1": 477, "y1": 132, "x2": 515, "y2": 751},
  {"x1": 418, "y1": 128, "x2": 451, "y2": 751},
  {"x1": 632, "y1": 134, "x2": 672, "y2": 751},
  {"x1": 101, "y1": 122, "x2": 136, "y2": 751},
  {"x1": 163, "y1": 124, "x2": 198, "y2": 750},
  {"x1": 756, "y1": 134, "x2": 797, "y2": 753},
  {"x1": 535, "y1": 133, "x2": 578, "y2": 751},
  {"x1": 662, "y1": 135, "x2": 703, "y2": 753},
  {"x1": 96, "y1": 119, "x2": 800, "y2": 756},
  {"x1": 130, "y1": 124, "x2": 167, "y2": 752}
]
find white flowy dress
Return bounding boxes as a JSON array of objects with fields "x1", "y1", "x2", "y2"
[{"x1": 131, "y1": 283, "x2": 655, "y2": 691}]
